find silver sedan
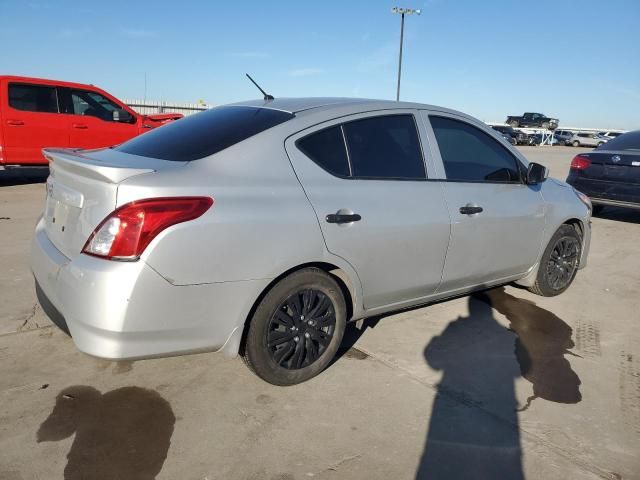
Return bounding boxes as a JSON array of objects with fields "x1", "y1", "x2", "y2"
[{"x1": 31, "y1": 98, "x2": 592, "y2": 385}]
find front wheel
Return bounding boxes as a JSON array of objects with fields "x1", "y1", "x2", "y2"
[
  {"x1": 529, "y1": 225, "x2": 582, "y2": 297},
  {"x1": 243, "y1": 268, "x2": 347, "y2": 385},
  {"x1": 572, "y1": 140, "x2": 580, "y2": 147}
]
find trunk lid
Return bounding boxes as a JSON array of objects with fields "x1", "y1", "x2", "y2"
[
  {"x1": 581, "y1": 150, "x2": 640, "y2": 185},
  {"x1": 43, "y1": 147, "x2": 185, "y2": 259}
]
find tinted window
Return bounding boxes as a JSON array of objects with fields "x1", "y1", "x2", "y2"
[
  {"x1": 597, "y1": 130, "x2": 640, "y2": 150},
  {"x1": 343, "y1": 115, "x2": 425, "y2": 179},
  {"x1": 297, "y1": 126, "x2": 350, "y2": 177},
  {"x1": 69, "y1": 89, "x2": 124, "y2": 122},
  {"x1": 116, "y1": 106, "x2": 294, "y2": 161},
  {"x1": 430, "y1": 116, "x2": 521, "y2": 182},
  {"x1": 8, "y1": 83, "x2": 58, "y2": 113}
]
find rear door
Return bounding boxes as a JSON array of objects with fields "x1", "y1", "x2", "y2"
[
  {"x1": 285, "y1": 111, "x2": 451, "y2": 309},
  {"x1": 423, "y1": 112, "x2": 545, "y2": 292},
  {"x1": 2, "y1": 81, "x2": 68, "y2": 165},
  {"x1": 58, "y1": 87, "x2": 139, "y2": 149}
]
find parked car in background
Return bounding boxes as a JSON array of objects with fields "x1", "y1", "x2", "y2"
[
  {"x1": 506, "y1": 112, "x2": 558, "y2": 130},
  {"x1": 491, "y1": 125, "x2": 529, "y2": 145},
  {"x1": 0, "y1": 76, "x2": 183, "y2": 169},
  {"x1": 554, "y1": 130, "x2": 575, "y2": 145},
  {"x1": 568, "y1": 132, "x2": 608, "y2": 148},
  {"x1": 31, "y1": 97, "x2": 591, "y2": 385},
  {"x1": 567, "y1": 130, "x2": 640, "y2": 212}
]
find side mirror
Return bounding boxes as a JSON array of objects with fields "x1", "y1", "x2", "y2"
[
  {"x1": 112, "y1": 108, "x2": 133, "y2": 123},
  {"x1": 526, "y1": 162, "x2": 548, "y2": 185}
]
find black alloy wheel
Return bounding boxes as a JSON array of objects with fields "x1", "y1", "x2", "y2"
[
  {"x1": 545, "y1": 237, "x2": 580, "y2": 291},
  {"x1": 267, "y1": 289, "x2": 336, "y2": 370}
]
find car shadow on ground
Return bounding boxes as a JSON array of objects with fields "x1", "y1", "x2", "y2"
[
  {"x1": 593, "y1": 206, "x2": 640, "y2": 224},
  {"x1": 0, "y1": 169, "x2": 48, "y2": 187}
]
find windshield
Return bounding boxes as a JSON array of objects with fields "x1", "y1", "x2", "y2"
[
  {"x1": 596, "y1": 130, "x2": 640, "y2": 150},
  {"x1": 116, "y1": 106, "x2": 294, "y2": 161}
]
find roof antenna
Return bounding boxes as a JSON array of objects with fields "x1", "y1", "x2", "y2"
[{"x1": 245, "y1": 73, "x2": 274, "y2": 101}]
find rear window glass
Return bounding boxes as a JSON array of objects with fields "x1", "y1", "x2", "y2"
[
  {"x1": 297, "y1": 126, "x2": 350, "y2": 177},
  {"x1": 597, "y1": 130, "x2": 640, "y2": 150},
  {"x1": 116, "y1": 106, "x2": 294, "y2": 161},
  {"x1": 9, "y1": 83, "x2": 58, "y2": 113}
]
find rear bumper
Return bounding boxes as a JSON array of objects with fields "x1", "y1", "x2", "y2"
[
  {"x1": 567, "y1": 176, "x2": 640, "y2": 208},
  {"x1": 31, "y1": 218, "x2": 270, "y2": 360}
]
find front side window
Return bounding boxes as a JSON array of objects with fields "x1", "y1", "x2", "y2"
[
  {"x1": 8, "y1": 83, "x2": 58, "y2": 113},
  {"x1": 69, "y1": 89, "x2": 124, "y2": 122},
  {"x1": 342, "y1": 115, "x2": 425, "y2": 179},
  {"x1": 430, "y1": 116, "x2": 521, "y2": 183},
  {"x1": 116, "y1": 106, "x2": 294, "y2": 161}
]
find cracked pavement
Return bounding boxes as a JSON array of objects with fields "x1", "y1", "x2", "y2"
[{"x1": 1, "y1": 148, "x2": 639, "y2": 480}]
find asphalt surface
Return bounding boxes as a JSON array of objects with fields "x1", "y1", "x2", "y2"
[{"x1": 1, "y1": 146, "x2": 639, "y2": 480}]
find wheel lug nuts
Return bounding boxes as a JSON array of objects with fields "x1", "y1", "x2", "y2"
[
  {"x1": 307, "y1": 320, "x2": 313, "y2": 325},
  {"x1": 304, "y1": 332, "x2": 310, "y2": 339},
  {"x1": 294, "y1": 336, "x2": 299, "y2": 342},
  {"x1": 300, "y1": 315, "x2": 305, "y2": 320}
]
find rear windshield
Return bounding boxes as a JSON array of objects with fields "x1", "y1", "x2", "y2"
[
  {"x1": 116, "y1": 106, "x2": 294, "y2": 161},
  {"x1": 597, "y1": 130, "x2": 640, "y2": 151}
]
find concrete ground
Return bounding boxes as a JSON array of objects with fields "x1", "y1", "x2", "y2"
[{"x1": 0, "y1": 147, "x2": 638, "y2": 480}]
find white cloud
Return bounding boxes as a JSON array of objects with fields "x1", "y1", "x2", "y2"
[
  {"x1": 288, "y1": 68, "x2": 324, "y2": 77},
  {"x1": 120, "y1": 28, "x2": 157, "y2": 38}
]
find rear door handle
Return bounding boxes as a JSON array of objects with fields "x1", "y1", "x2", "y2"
[
  {"x1": 459, "y1": 205, "x2": 483, "y2": 215},
  {"x1": 72, "y1": 123, "x2": 88, "y2": 129},
  {"x1": 326, "y1": 213, "x2": 362, "y2": 224},
  {"x1": 7, "y1": 119, "x2": 24, "y2": 126}
]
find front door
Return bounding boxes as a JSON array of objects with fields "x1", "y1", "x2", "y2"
[
  {"x1": 286, "y1": 112, "x2": 451, "y2": 309},
  {"x1": 424, "y1": 113, "x2": 545, "y2": 292},
  {"x1": 59, "y1": 88, "x2": 139, "y2": 149},
  {"x1": 2, "y1": 81, "x2": 68, "y2": 165}
]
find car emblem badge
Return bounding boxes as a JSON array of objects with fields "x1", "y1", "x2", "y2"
[{"x1": 612, "y1": 155, "x2": 621, "y2": 163}]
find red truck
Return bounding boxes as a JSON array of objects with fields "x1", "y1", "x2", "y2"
[{"x1": 0, "y1": 75, "x2": 182, "y2": 169}]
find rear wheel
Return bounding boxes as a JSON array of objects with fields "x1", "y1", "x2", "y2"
[
  {"x1": 243, "y1": 268, "x2": 346, "y2": 385},
  {"x1": 529, "y1": 225, "x2": 582, "y2": 297}
]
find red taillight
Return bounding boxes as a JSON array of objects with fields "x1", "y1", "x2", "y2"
[
  {"x1": 82, "y1": 197, "x2": 213, "y2": 260},
  {"x1": 570, "y1": 155, "x2": 591, "y2": 170}
]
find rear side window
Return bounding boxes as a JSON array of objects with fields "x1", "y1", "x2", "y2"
[
  {"x1": 116, "y1": 106, "x2": 294, "y2": 161},
  {"x1": 343, "y1": 115, "x2": 425, "y2": 179},
  {"x1": 296, "y1": 126, "x2": 350, "y2": 177},
  {"x1": 8, "y1": 83, "x2": 58, "y2": 113},
  {"x1": 430, "y1": 116, "x2": 521, "y2": 182}
]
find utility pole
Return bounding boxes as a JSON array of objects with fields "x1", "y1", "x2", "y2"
[{"x1": 391, "y1": 7, "x2": 421, "y2": 101}]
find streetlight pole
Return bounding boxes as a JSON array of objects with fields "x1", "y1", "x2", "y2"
[{"x1": 391, "y1": 7, "x2": 421, "y2": 101}]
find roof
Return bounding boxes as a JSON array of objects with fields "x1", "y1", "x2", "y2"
[
  {"x1": 0, "y1": 75, "x2": 96, "y2": 90},
  {"x1": 228, "y1": 97, "x2": 444, "y2": 115}
]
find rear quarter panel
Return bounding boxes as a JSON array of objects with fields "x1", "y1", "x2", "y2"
[{"x1": 117, "y1": 131, "x2": 330, "y2": 286}]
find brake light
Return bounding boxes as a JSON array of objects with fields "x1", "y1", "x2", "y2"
[
  {"x1": 82, "y1": 197, "x2": 213, "y2": 260},
  {"x1": 570, "y1": 155, "x2": 591, "y2": 170}
]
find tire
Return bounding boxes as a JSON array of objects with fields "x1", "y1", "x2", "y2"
[
  {"x1": 529, "y1": 225, "x2": 582, "y2": 297},
  {"x1": 243, "y1": 268, "x2": 347, "y2": 385},
  {"x1": 541, "y1": 122, "x2": 550, "y2": 130},
  {"x1": 509, "y1": 120, "x2": 519, "y2": 128},
  {"x1": 572, "y1": 140, "x2": 580, "y2": 147}
]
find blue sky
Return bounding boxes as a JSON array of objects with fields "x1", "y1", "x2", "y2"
[{"x1": 1, "y1": 0, "x2": 639, "y2": 128}]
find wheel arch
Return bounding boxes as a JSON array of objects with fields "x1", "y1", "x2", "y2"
[{"x1": 224, "y1": 262, "x2": 358, "y2": 359}]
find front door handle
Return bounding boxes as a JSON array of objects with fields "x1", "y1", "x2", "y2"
[
  {"x1": 459, "y1": 205, "x2": 483, "y2": 215},
  {"x1": 7, "y1": 119, "x2": 24, "y2": 126},
  {"x1": 326, "y1": 212, "x2": 362, "y2": 224},
  {"x1": 72, "y1": 123, "x2": 88, "y2": 129}
]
